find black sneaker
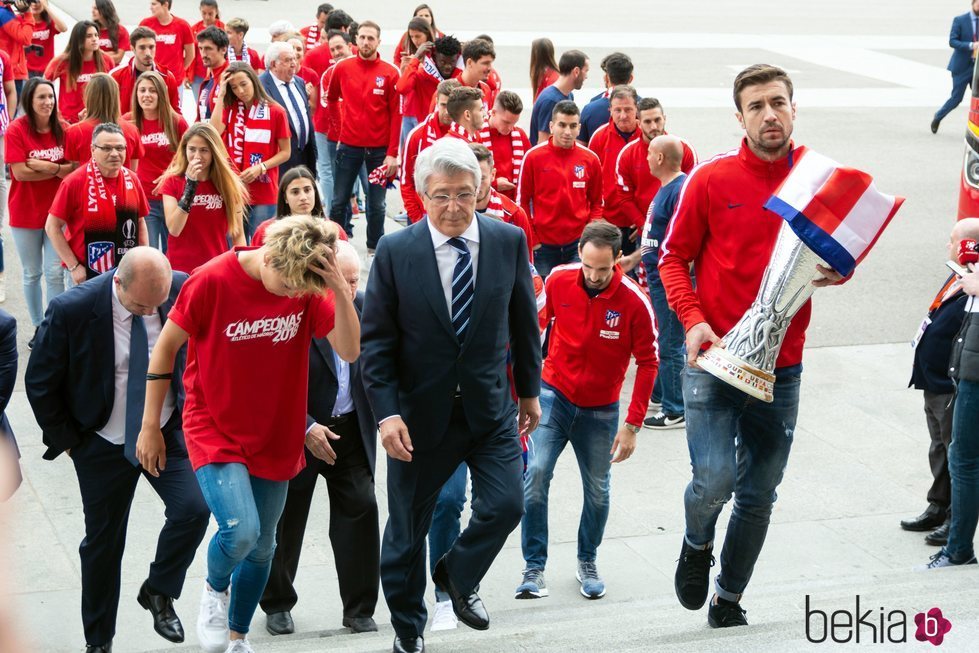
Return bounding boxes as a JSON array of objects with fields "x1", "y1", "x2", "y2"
[
  {"x1": 28, "y1": 327, "x2": 37, "y2": 351},
  {"x1": 708, "y1": 595, "x2": 748, "y2": 628},
  {"x1": 644, "y1": 412, "x2": 685, "y2": 430},
  {"x1": 674, "y1": 540, "x2": 714, "y2": 610}
]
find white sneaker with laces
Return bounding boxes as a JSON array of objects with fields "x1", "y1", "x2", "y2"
[
  {"x1": 197, "y1": 583, "x2": 231, "y2": 653},
  {"x1": 225, "y1": 638, "x2": 255, "y2": 653},
  {"x1": 430, "y1": 599, "x2": 458, "y2": 631}
]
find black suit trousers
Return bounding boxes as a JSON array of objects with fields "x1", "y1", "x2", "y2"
[
  {"x1": 381, "y1": 401, "x2": 525, "y2": 639},
  {"x1": 70, "y1": 432, "x2": 209, "y2": 646},
  {"x1": 260, "y1": 415, "x2": 379, "y2": 618}
]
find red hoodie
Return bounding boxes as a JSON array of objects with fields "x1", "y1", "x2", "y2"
[
  {"x1": 605, "y1": 134, "x2": 697, "y2": 231},
  {"x1": 588, "y1": 120, "x2": 640, "y2": 228},
  {"x1": 542, "y1": 264, "x2": 657, "y2": 426},
  {"x1": 327, "y1": 54, "x2": 401, "y2": 156},
  {"x1": 517, "y1": 139, "x2": 603, "y2": 246},
  {"x1": 659, "y1": 139, "x2": 810, "y2": 368}
]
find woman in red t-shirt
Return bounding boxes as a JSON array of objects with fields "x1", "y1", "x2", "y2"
[
  {"x1": 43, "y1": 20, "x2": 113, "y2": 123},
  {"x1": 136, "y1": 215, "x2": 359, "y2": 651},
  {"x1": 209, "y1": 62, "x2": 291, "y2": 242},
  {"x1": 5, "y1": 78, "x2": 71, "y2": 342},
  {"x1": 26, "y1": 2, "x2": 67, "y2": 79},
  {"x1": 160, "y1": 122, "x2": 246, "y2": 273},
  {"x1": 251, "y1": 165, "x2": 348, "y2": 246},
  {"x1": 124, "y1": 70, "x2": 189, "y2": 253},
  {"x1": 393, "y1": 4, "x2": 443, "y2": 66},
  {"x1": 91, "y1": 0, "x2": 129, "y2": 65}
]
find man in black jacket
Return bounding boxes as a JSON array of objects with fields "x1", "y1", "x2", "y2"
[
  {"x1": 260, "y1": 240, "x2": 379, "y2": 637},
  {"x1": 25, "y1": 247, "x2": 209, "y2": 653}
]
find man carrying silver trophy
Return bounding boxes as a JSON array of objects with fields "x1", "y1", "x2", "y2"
[{"x1": 659, "y1": 64, "x2": 902, "y2": 629}]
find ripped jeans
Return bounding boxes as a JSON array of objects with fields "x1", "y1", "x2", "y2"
[
  {"x1": 195, "y1": 463, "x2": 289, "y2": 634},
  {"x1": 681, "y1": 366, "x2": 800, "y2": 601}
]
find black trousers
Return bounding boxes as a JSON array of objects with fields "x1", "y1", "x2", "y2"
[
  {"x1": 70, "y1": 431, "x2": 209, "y2": 646},
  {"x1": 925, "y1": 390, "x2": 955, "y2": 509},
  {"x1": 260, "y1": 415, "x2": 380, "y2": 618},
  {"x1": 381, "y1": 401, "x2": 524, "y2": 639}
]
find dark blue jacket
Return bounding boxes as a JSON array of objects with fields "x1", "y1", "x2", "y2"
[
  {"x1": 259, "y1": 69, "x2": 318, "y2": 176},
  {"x1": 948, "y1": 12, "x2": 978, "y2": 76},
  {"x1": 910, "y1": 279, "x2": 967, "y2": 393}
]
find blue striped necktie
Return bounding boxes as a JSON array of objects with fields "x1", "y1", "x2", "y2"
[
  {"x1": 282, "y1": 80, "x2": 308, "y2": 146},
  {"x1": 448, "y1": 237, "x2": 474, "y2": 342},
  {"x1": 124, "y1": 315, "x2": 147, "y2": 467}
]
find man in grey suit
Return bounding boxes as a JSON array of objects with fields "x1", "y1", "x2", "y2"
[
  {"x1": 361, "y1": 138, "x2": 542, "y2": 653},
  {"x1": 259, "y1": 42, "x2": 317, "y2": 177}
]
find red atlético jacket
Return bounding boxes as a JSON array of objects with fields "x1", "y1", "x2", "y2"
[
  {"x1": 399, "y1": 112, "x2": 449, "y2": 223},
  {"x1": 518, "y1": 139, "x2": 603, "y2": 246},
  {"x1": 606, "y1": 134, "x2": 697, "y2": 232},
  {"x1": 659, "y1": 139, "x2": 811, "y2": 368},
  {"x1": 542, "y1": 264, "x2": 657, "y2": 426},
  {"x1": 588, "y1": 119, "x2": 640, "y2": 228},
  {"x1": 327, "y1": 54, "x2": 401, "y2": 156}
]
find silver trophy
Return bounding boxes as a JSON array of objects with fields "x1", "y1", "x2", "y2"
[{"x1": 697, "y1": 221, "x2": 826, "y2": 402}]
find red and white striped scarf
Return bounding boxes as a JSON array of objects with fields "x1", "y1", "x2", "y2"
[
  {"x1": 227, "y1": 44, "x2": 253, "y2": 67},
  {"x1": 0, "y1": 55, "x2": 8, "y2": 134},
  {"x1": 303, "y1": 25, "x2": 320, "y2": 51},
  {"x1": 479, "y1": 188, "x2": 506, "y2": 220},
  {"x1": 227, "y1": 100, "x2": 272, "y2": 180},
  {"x1": 477, "y1": 120, "x2": 526, "y2": 184},
  {"x1": 448, "y1": 122, "x2": 479, "y2": 143},
  {"x1": 422, "y1": 112, "x2": 444, "y2": 147}
]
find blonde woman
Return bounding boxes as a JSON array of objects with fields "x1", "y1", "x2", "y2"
[
  {"x1": 124, "y1": 70, "x2": 188, "y2": 253},
  {"x1": 210, "y1": 61, "x2": 290, "y2": 241},
  {"x1": 160, "y1": 122, "x2": 247, "y2": 274},
  {"x1": 137, "y1": 215, "x2": 359, "y2": 653}
]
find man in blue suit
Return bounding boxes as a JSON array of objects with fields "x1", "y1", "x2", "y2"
[
  {"x1": 933, "y1": 1, "x2": 979, "y2": 133},
  {"x1": 260, "y1": 42, "x2": 317, "y2": 178},
  {"x1": 25, "y1": 248, "x2": 209, "y2": 653},
  {"x1": 362, "y1": 138, "x2": 542, "y2": 653}
]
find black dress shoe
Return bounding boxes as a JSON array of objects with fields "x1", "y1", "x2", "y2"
[
  {"x1": 265, "y1": 610, "x2": 295, "y2": 635},
  {"x1": 931, "y1": 118, "x2": 941, "y2": 134},
  {"x1": 925, "y1": 519, "x2": 951, "y2": 546},
  {"x1": 343, "y1": 616, "x2": 378, "y2": 633},
  {"x1": 900, "y1": 504, "x2": 946, "y2": 532},
  {"x1": 85, "y1": 644, "x2": 111, "y2": 653},
  {"x1": 393, "y1": 635, "x2": 424, "y2": 653},
  {"x1": 137, "y1": 581, "x2": 184, "y2": 643},
  {"x1": 432, "y1": 557, "x2": 489, "y2": 630}
]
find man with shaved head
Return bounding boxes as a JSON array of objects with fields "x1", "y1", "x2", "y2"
[
  {"x1": 639, "y1": 134, "x2": 688, "y2": 431},
  {"x1": 904, "y1": 219, "x2": 979, "y2": 548},
  {"x1": 262, "y1": 236, "x2": 380, "y2": 637},
  {"x1": 26, "y1": 247, "x2": 209, "y2": 652}
]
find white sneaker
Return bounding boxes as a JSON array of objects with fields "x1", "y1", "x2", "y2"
[
  {"x1": 225, "y1": 638, "x2": 255, "y2": 653},
  {"x1": 197, "y1": 583, "x2": 231, "y2": 653},
  {"x1": 430, "y1": 599, "x2": 458, "y2": 631}
]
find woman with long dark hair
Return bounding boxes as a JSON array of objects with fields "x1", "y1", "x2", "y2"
[
  {"x1": 91, "y1": 0, "x2": 130, "y2": 65},
  {"x1": 251, "y1": 165, "x2": 350, "y2": 246},
  {"x1": 393, "y1": 5, "x2": 442, "y2": 66},
  {"x1": 209, "y1": 62, "x2": 291, "y2": 241},
  {"x1": 43, "y1": 20, "x2": 113, "y2": 123},
  {"x1": 4, "y1": 78, "x2": 70, "y2": 346},
  {"x1": 125, "y1": 71, "x2": 189, "y2": 253},
  {"x1": 529, "y1": 38, "x2": 559, "y2": 102}
]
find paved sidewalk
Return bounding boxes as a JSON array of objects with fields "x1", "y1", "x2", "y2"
[{"x1": 5, "y1": 340, "x2": 979, "y2": 652}]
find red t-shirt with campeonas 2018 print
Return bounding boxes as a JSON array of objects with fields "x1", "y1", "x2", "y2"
[{"x1": 168, "y1": 249, "x2": 337, "y2": 481}]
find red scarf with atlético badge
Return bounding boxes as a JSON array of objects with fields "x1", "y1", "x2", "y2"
[
  {"x1": 227, "y1": 99, "x2": 273, "y2": 182},
  {"x1": 478, "y1": 117, "x2": 526, "y2": 185},
  {"x1": 83, "y1": 160, "x2": 141, "y2": 274}
]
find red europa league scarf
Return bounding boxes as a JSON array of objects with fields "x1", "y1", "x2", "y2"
[
  {"x1": 478, "y1": 118, "x2": 526, "y2": 185},
  {"x1": 227, "y1": 100, "x2": 273, "y2": 182},
  {"x1": 84, "y1": 161, "x2": 141, "y2": 274}
]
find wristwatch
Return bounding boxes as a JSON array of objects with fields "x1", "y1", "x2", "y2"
[{"x1": 624, "y1": 423, "x2": 641, "y2": 434}]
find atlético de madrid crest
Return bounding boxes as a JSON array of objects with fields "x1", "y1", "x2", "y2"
[{"x1": 605, "y1": 310, "x2": 620, "y2": 328}]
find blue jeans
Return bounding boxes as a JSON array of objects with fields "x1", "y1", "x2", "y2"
[
  {"x1": 146, "y1": 199, "x2": 169, "y2": 253},
  {"x1": 643, "y1": 260, "x2": 685, "y2": 416},
  {"x1": 946, "y1": 378, "x2": 979, "y2": 560},
  {"x1": 533, "y1": 240, "x2": 580, "y2": 278},
  {"x1": 330, "y1": 144, "x2": 387, "y2": 249},
  {"x1": 195, "y1": 463, "x2": 289, "y2": 635},
  {"x1": 428, "y1": 463, "x2": 467, "y2": 602},
  {"x1": 400, "y1": 116, "x2": 419, "y2": 151},
  {"x1": 10, "y1": 227, "x2": 65, "y2": 326},
  {"x1": 246, "y1": 204, "x2": 276, "y2": 243},
  {"x1": 681, "y1": 366, "x2": 800, "y2": 601},
  {"x1": 936, "y1": 70, "x2": 972, "y2": 122},
  {"x1": 522, "y1": 383, "x2": 618, "y2": 569},
  {"x1": 314, "y1": 132, "x2": 334, "y2": 212}
]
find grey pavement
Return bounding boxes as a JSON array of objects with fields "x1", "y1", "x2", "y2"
[{"x1": 4, "y1": 0, "x2": 979, "y2": 651}]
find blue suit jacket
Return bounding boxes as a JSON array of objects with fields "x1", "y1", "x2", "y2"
[
  {"x1": 948, "y1": 12, "x2": 978, "y2": 75},
  {"x1": 26, "y1": 271, "x2": 188, "y2": 460},
  {"x1": 361, "y1": 215, "x2": 542, "y2": 451},
  {"x1": 259, "y1": 69, "x2": 317, "y2": 175}
]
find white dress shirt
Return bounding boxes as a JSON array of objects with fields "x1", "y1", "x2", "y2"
[
  {"x1": 332, "y1": 350, "x2": 354, "y2": 416},
  {"x1": 426, "y1": 215, "x2": 480, "y2": 315},
  {"x1": 273, "y1": 72, "x2": 310, "y2": 144},
  {"x1": 97, "y1": 278, "x2": 176, "y2": 445}
]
